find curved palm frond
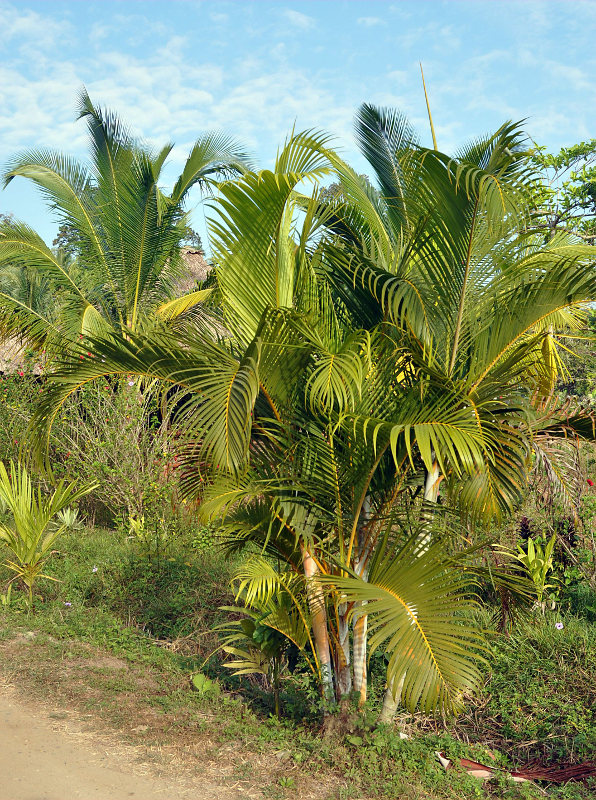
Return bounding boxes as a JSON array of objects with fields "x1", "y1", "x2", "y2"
[
  {"x1": 327, "y1": 537, "x2": 484, "y2": 714},
  {"x1": 170, "y1": 131, "x2": 253, "y2": 203}
]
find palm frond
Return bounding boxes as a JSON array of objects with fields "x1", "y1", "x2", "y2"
[
  {"x1": 327, "y1": 537, "x2": 484, "y2": 714},
  {"x1": 170, "y1": 131, "x2": 252, "y2": 203}
]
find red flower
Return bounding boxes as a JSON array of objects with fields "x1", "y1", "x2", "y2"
[
  {"x1": 18, "y1": 371, "x2": 24, "y2": 377},
  {"x1": 588, "y1": 479, "x2": 594, "y2": 487}
]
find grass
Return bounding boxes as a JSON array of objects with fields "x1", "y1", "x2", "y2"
[{"x1": 0, "y1": 526, "x2": 595, "y2": 799}]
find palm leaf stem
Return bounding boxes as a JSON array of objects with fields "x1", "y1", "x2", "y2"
[
  {"x1": 260, "y1": 382, "x2": 282, "y2": 422},
  {"x1": 448, "y1": 198, "x2": 479, "y2": 376},
  {"x1": 345, "y1": 443, "x2": 388, "y2": 567},
  {"x1": 130, "y1": 184, "x2": 154, "y2": 331}
]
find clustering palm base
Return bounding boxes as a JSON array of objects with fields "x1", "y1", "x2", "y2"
[{"x1": 4, "y1": 97, "x2": 596, "y2": 720}]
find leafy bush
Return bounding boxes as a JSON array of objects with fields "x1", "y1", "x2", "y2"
[
  {"x1": 0, "y1": 372, "x2": 190, "y2": 535},
  {"x1": 50, "y1": 380, "x2": 175, "y2": 523},
  {"x1": 0, "y1": 371, "x2": 40, "y2": 466}
]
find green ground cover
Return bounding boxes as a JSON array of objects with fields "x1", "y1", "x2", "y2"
[{"x1": 1, "y1": 526, "x2": 594, "y2": 800}]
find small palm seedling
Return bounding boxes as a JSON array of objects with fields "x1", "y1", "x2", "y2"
[
  {"x1": 215, "y1": 560, "x2": 316, "y2": 717},
  {"x1": 55, "y1": 507, "x2": 84, "y2": 532},
  {"x1": 514, "y1": 534, "x2": 558, "y2": 609},
  {"x1": 0, "y1": 461, "x2": 95, "y2": 608},
  {"x1": 498, "y1": 533, "x2": 558, "y2": 613}
]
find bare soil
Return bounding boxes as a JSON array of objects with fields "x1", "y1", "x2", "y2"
[
  {"x1": 0, "y1": 632, "x2": 276, "y2": 800},
  {"x1": 0, "y1": 683, "x2": 224, "y2": 800}
]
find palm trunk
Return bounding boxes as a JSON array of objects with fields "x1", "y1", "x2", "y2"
[
  {"x1": 352, "y1": 613, "x2": 368, "y2": 704},
  {"x1": 424, "y1": 459, "x2": 441, "y2": 503},
  {"x1": 337, "y1": 602, "x2": 352, "y2": 697},
  {"x1": 302, "y1": 545, "x2": 334, "y2": 701},
  {"x1": 419, "y1": 458, "x2": 440, "y2": 548},
  {"x1": 378, "y1": 673, "x2": 405, "y2": 724},
  {"x1": 352, "y1": 497, "x2": 371, "y2": 706}
]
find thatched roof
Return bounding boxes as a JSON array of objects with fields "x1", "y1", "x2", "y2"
[
  {"x1": 0, "y1": 337, "x2": 43, "y2": 374},
  {"x1": 176, "y1": 247, "x2": 211, "y2": 295},
  {"x1": 0, "y1": 248, "x2": 214, "y2": 373}
]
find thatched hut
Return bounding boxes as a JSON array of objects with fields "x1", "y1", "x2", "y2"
[{"x1": 0, "y1": 248, "x2": 213, "y2": 373}]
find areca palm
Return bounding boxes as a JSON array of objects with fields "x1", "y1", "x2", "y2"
[
  {"x1": 310, "y1": 105, "x2": 596, "y2": 719},
  {"x1": 320, "y1": 106, "x2": 596, "y2": 517},
  {"x1": 0, "y1": 89, "x2": 249, "y2": 346},
  {"x1": 26, "y1": 126, "x2": 491, "y2": 715},
  {"x1": 27, "y1": 109, "x2": 596, "y2": 719}
]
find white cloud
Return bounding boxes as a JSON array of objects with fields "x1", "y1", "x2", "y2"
[
  {"x1": 387, "y1": 70, "x2": 407, "y2": 85},
  {"x1": 282, "y1": 9, "x2": 315, "y2": 30},
  {"x1": 89, "y1": 23, "x2": 110, "y2": 44},
  {"x1": 0, "y1": 2, "x2": 72, "y2": 59},
  {"x1": 358, "y1": 17, "x2": 382, "y2": 28}
]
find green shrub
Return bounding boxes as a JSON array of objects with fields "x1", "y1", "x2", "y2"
[{"x1": 31, "y1": 527, "x2": 236, "y2": 646}]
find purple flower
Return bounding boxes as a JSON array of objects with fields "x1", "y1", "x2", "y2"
[
  {"x1": 555, "y1": 622, "x2": 564, "y2": 630},
  {"x1": 128, "y1": 380, "x2": 135, "y2": 387},
  {"x1": 64, "y1": 602, "x2": 72, "y2": 608},
  {"x1": 92, "y1": 565, "x2": 98, "y2": 573}
]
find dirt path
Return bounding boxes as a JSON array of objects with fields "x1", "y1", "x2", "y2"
[{"x1": 0, "y1": 684, "x2": 242, "y2": 800}]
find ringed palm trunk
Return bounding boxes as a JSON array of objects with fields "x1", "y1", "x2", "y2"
[
  {"x1": 379, "y1": 462, "x2": 440, "y2": 723},
  {"x1": 352, "y1": 497, "x2": 371, "y2": 706},
  {"x1": 301, "y1": 545, "x2": 334, "y2": 701},
  {"x1": 337, "y1": 601, "x2": 352, "y2": 697}
]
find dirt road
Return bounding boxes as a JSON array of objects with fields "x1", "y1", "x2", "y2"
[{"x1": 0, "y1": 685, "x2": 238, "y2": 800}]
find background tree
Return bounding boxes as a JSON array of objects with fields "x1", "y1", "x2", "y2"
[
  {"x1": 180, "y1": 225, "x2": 204, "y2": 252},
  {"x1": 530, "y1": 139, "x2": 596, "y2": 242},
  {"x1": 0, "y1": 89, "x2": 249, "y2": 348}
]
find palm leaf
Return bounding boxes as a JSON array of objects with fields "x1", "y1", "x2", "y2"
[{"x1": 327, "y1": 537, "x2": 484, "y2": 714}]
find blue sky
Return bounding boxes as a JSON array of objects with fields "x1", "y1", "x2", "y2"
[{"x1": 1, "y1": 0, "x2": 595, "y2": 248}]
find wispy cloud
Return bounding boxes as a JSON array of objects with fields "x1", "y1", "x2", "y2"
[
  {"x1": 282, "y1": 9, "x2": 315, "y2": 30},
  {"x1": 0, "y1": 2, "x2": 72, "y2": 55},
  {"x1": 358, "y1": 17, "x2": 383, "y2": 28}
]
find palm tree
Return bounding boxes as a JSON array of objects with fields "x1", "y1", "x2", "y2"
[
  {"x1": 314, "y1": 104, "x2": 596, "y2": 717},
  {"x1": 27, "y1": 111, "x2": 596, "y2": 720},
  {"x1": 0, "y1": 89, "x2": 250, "y2": 347},
  {"x1": 313, "y1": 106, "x2": 596, "y2": 504}
]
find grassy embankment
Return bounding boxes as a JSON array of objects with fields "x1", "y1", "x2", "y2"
[{"x1": 0, "y1": 526, "x2": 595, "y2": 800}]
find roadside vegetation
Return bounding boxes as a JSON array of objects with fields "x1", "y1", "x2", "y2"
[{"x1": 0, "y1": 90, "x2": 595, "y2": 799}]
